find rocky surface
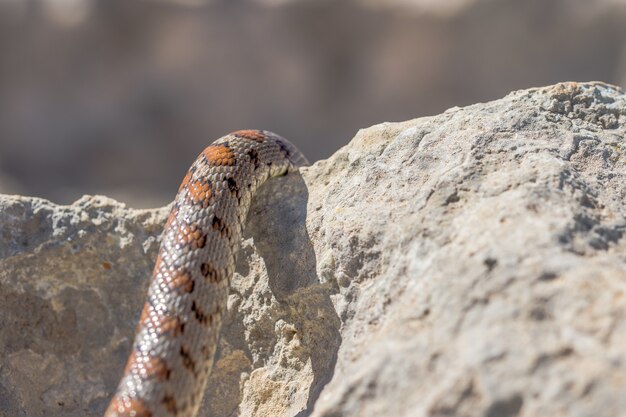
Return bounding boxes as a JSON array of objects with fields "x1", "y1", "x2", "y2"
[{"x1": 1, "y1": 82, "x2": 626, "y2": 417}]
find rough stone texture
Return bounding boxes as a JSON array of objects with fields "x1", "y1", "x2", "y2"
[
  {"x1": 0, "y1": 196, "x2": 168, "y2": 417},
  {"x1": 1, "y1": 82, "x2": 626, "y2": 417},
  {"x1": 307, "y1": 82, "x2": 626, "y2": 417}
]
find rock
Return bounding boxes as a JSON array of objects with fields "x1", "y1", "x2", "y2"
[
  {"x1": 307, "y1": 81, "x2": 626, "y2": 417},
  {"x1": 1, "y1": 81, "x2": 626, "y2": 417},
  {"x1": 0, "y1": 196, "x2": 169, "y2": 417}
]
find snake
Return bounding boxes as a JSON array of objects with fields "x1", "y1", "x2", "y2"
[{"x1": 104, "y1": 130, "x2": 308, "y2": 417}]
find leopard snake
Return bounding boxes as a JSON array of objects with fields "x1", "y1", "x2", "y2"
[{"x1": 104, "y1": 130, "x2": 308, "y2": 417}]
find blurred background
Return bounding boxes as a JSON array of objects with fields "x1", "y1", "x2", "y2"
[{"x1": 0, "y1": 0, "x2": 625, "y2": 207}]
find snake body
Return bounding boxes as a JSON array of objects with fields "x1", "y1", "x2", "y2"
[{"x1": 104, "y1": 130, "x2": 308, "y2": 417}]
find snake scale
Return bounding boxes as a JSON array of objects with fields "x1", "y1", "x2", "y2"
[{"x1": 104, "y1": 130, "x2": 308, "y2": 417}]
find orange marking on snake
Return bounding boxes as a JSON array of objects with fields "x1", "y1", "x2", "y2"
[
  {"x1": 187, "y1": 180, "x2": 212, "y2": 206},
  {"x1": 159, "y1": 315, "x2": 183, "y2": 336},
  {"x1": 138, "y1": 303, "x2": 152, "y2": 328},
  {"x1": 125, "y1": 351, "x2": 171, "y2": 382},
  {"x1": 106, "y1": 395, "x2": 152, "y2": 417},
  {"x1": 164, "y1": 206, "x2": 179, "y2": 229},
  {"x1": 168, "y1": 270, "x2": 195, "y2": 293},
  {"x1": 138, "y1": 303, "x2": 184, "y2": 336},
  {"x1": 177, "y1": 223, "x2": 206, "y2": 249},
  {"x1": 231, "y1": 129, "x2": 267, "y2": 142},
  {"x1": 203, "y1": 144, "x2": 236, "y2": 166},
  {"x1": 137, "y1": 355, "x2": 171, "y2": 382}
]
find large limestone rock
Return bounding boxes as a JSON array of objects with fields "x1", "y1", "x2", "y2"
[{"x1": 1, "y1": 81, "x2": 625, "y2": 417}]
